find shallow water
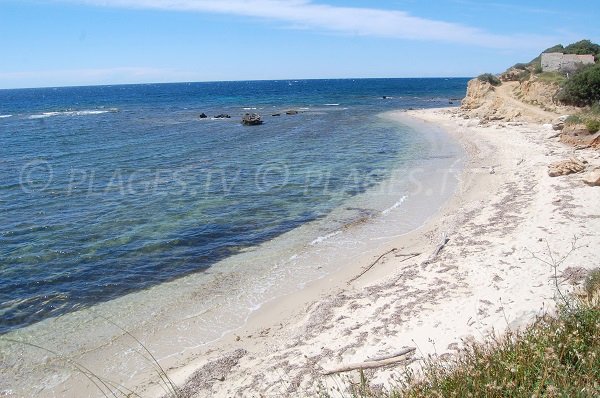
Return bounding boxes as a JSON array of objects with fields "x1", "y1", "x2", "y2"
[
  {"x1": 0, "y1": 79, "x2": 467, "y2": 396},
  {"x1": 0, "y1": 78, "x2": 468, "y2": 334}
]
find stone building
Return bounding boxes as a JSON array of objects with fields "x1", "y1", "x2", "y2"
[{"x1": 541, "y1": 53, "x2": 595, "y2": 73}]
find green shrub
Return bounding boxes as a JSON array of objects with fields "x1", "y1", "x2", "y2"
[
  {"x1": 477, "y1": 73, "x2": 501, "y2": 86},
  {"x1": 586, "y1": 119, "x2": 600, "y2": 133},
  {"x1": 558, "y1": 64, "x2": 600, "y2": 106},
  {"x1": 565, "y1": 115, "x2": 583, "y2": 125}
]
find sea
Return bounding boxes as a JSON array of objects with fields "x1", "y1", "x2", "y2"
[{"x1": 0, "y1": 78, "x2": 468, "y2": 396}]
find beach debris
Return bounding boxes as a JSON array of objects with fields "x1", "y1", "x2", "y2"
[
  {"x1": 548, "y1": 158, "x2": 587, "y2": 177},
  {"x1": 421, "y1": 232, "x2": 449, "y2": 266},
  {"x1": 583, "y1": 168, "x2": 600, "y2": 186},
  {"x1": 348, "y1": 248, "x2": 397, "y2": 284},
  {"x1": 214, "y1": 114, "x2": 231, "y2": 119},
  {"x1": 241, "y1": 113, "x2": 263, "y2": 126},
  {"x1": 178, "y1": 349, "x2": 247, "y2": 393},
  {"x1": 199, "y1": 113, "x2": 208, "y2": 119},
  {"x1": 322, "y1": 347, "x2": 416, "y2": 375},
  {"x1": 395, "y1": 252, "x2": 422, "y2": 263}
]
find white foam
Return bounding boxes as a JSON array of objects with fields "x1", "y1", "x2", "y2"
[
  {"x1": 310, "y1": 230, "x2": 342, "y2": 246},
  {"x1": 28, "y1": 109, "x2": 117, "y2": 119},
  {"x1": 242, "y1": 107, "x2": 257, "y2": 110},
  {"x1": 324, "y1": 104, "x2": 340, "y2": 106},
  {"x1": 0, "y1": 114, "x2": 12, "y2": 119},
  {"x1": 381, "y1": 195, "x2": 408, "y2": 215}
]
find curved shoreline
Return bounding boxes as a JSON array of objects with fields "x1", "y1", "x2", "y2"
[
  {"x1": 1, "y1": 109, "x2": 464, "y2": 397},
  {"x1": 155, "y1": 107, "x2": 600, "y2": 397}
]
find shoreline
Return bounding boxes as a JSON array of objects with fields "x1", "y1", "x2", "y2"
[
  {"x1": 159, "y1": 107, "x2": 599, "y2": 397},
  {"x1": 1, "y1": 109, "x2": 464, "y2": 397}
]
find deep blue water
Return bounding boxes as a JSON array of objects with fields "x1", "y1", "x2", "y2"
[{"x1": 0, "y1": 78, "x2": 468, "y2": 333}]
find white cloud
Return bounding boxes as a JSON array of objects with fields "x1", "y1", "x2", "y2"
[{"x1": 59, "y1": 0, "x2": 554, "y2": 49}]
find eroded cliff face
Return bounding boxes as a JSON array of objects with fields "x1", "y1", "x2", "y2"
[
  {"x1": 517, "y1": 80, "x2": 561, "y2": 111},
  {"x1": 461, "y1": 78, "x2": 564, "y2": 123},
  {"x1": 461, "y1": 79, "x2": 495, "y2": 111}
]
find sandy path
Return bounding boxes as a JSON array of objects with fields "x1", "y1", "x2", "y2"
[{"x1": 495, "y1": 81, "x2": 560, "y2": 122}]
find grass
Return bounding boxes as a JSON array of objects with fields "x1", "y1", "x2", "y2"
[
  {"x1": 477, "y1": 73, "x2": 502, "y2": 86},
  {"x1": 565, "y1": 104, "x2": 600, "y2": 133},
  {"x1": 340, "y1": 269, "x2": 600, "y2": 398},
  {"x1": 534, "y1": 72, "x2": 567, "y2": 85}
]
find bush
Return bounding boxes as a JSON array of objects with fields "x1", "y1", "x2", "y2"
[
  {"x1": 586, "y1": 119, "x2": 600, "y2": 133},
  {"x1": 477, "y1": 73, "x2": 501, "y2": 86},
  {"x1": 558, "y1": 64, "x2": 600, "y2": 106}
]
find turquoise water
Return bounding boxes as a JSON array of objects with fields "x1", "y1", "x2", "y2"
[{"x1": 0, "y1": 78, "x2": 468, "y2": 333}]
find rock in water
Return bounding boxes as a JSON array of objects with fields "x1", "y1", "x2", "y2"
[
  {"x1": 285, "y1": 110, "x2": 299, "y2": 115},
  {"x1": 199, "y1": 113, "x2": 208, "y2": 119},
  {"x1": 583, "y1": 168, "x2": 600, "y2": 186},
  {"x1": 241, "y1": 113, "x2": 263, "y2": 126},
  {"x1": 214, "y1": 114, "x2": 231, "y2": 119},
  {"x1": 548, "y1": 158, "x2": 587, "y2": 177}
]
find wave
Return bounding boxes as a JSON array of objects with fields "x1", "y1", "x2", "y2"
[
  {"x1": 28, "y1": 108, "x2": 118, "y2": 120},
  {"x1": 310, "y1": 230, "x2": 342, "y2": 246},
  {"x1": 381, "y1": 195, "x2": 408, "y2": 215},
  {"x1": 0, "y1": 114, "x2": 13, "y2": 119},
  {"x1": 324, "y1": 104, "x2": 340, "y2": 106}
]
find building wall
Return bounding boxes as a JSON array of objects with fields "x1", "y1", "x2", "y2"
[{"x1": 541, "y1": 53, "x2": 595, "y2": 73}]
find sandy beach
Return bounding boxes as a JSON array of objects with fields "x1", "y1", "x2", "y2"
[{"x1": 158, "y1": 106, "x2": 600, "y2": 397}]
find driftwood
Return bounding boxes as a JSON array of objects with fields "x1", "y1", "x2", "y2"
[
  {"x1": 421, "y1": 232, "x2": 449, "y2": 266},
  {"x1": 396, "y1": 252, "x2": 421, "y2": 263},
  {"x1": 322, "y1": 347, "x2": 416, "y2": 375},
  {"x1": 348, "y1": 248, "x2": 397, "y2": 284}
]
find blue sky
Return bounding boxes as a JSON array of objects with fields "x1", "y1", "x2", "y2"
[{"x1": 0, "y1": 0, "x2": 598, "y2": 88}]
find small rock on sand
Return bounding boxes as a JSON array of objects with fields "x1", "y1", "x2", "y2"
[{"x1": 583, "y1": 168, "x2": 600, "y2": 186}]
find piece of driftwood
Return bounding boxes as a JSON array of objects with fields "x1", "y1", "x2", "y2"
[
  {"x1": 367, "y1": 347, "x2": 417, "y2": 362},
  {"x1": 348, "y1": 248, "x2": 397, "y2": 284},
  {"x1": 396, "y1": 252, "x2": 421, "y2": 263},
  {"x1": 421, "y1": 232, "x2": 449, "y2": 266},
  {"x1": 322, "y1": 347, "x2": 416, "y2": 375}
]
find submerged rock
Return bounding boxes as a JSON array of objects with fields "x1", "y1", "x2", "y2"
[
  {"x1": 285, "y1": 110, "x2": 299, "y2": 115},
  {"x1": 214, "y1": 114, "x2": 231, "y2": 119},
  {"x1": 241, "y1": 113, "x2": 263, "y2": 126}
]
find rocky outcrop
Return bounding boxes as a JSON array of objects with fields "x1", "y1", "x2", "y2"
[
  {"x1": 548, "y1": 158, "x2": 588, "y2": 177},
  {"x1": 517, "y1": 80, "x2": 560, "y2": 110},
  {"x1": 241, "y1": 113, "x2": 263, "y2": 126},
  {"x1": 199, "y1": 113, "x2": 208, "y2": 119},
  {"x1": 461, "y1": 79, "x2": 495, "y2": 111},
  {"x1": 560, "y1": 126, "x2": 600, "y2": 148}
]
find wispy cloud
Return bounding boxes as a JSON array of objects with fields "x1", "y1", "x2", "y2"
[{"x1": 58, "y1": 0, "x2": 554, "y2": 49}]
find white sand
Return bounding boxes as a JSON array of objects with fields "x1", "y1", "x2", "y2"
[{"x1": 163, "y1": 107, "x2": 600, "y2": 397}]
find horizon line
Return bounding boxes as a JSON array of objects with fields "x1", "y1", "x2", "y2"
[{"x1": 0, "y1": 76, "x2": 474, "y2": 91}]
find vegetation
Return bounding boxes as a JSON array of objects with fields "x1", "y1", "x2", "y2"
[
  {"x1": 338, "y1": 269, "x2": 600, "y2": 398},
  {"x1": 586, "y1": 119, "x2": 600, "y2": 133},
  {"x1": 558, "y1": 64, "x2": 600, "y2": 106},
  {"x1": 534, "y1": 71, "x2": 567, "y2": 85},
  {"x1": 477, "y1": 73, "x2": 501, "y2": 86}
]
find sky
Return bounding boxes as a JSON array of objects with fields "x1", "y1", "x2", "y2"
[{"x1": 0, "y1": 0, "x2": 598, "y2": 88}]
